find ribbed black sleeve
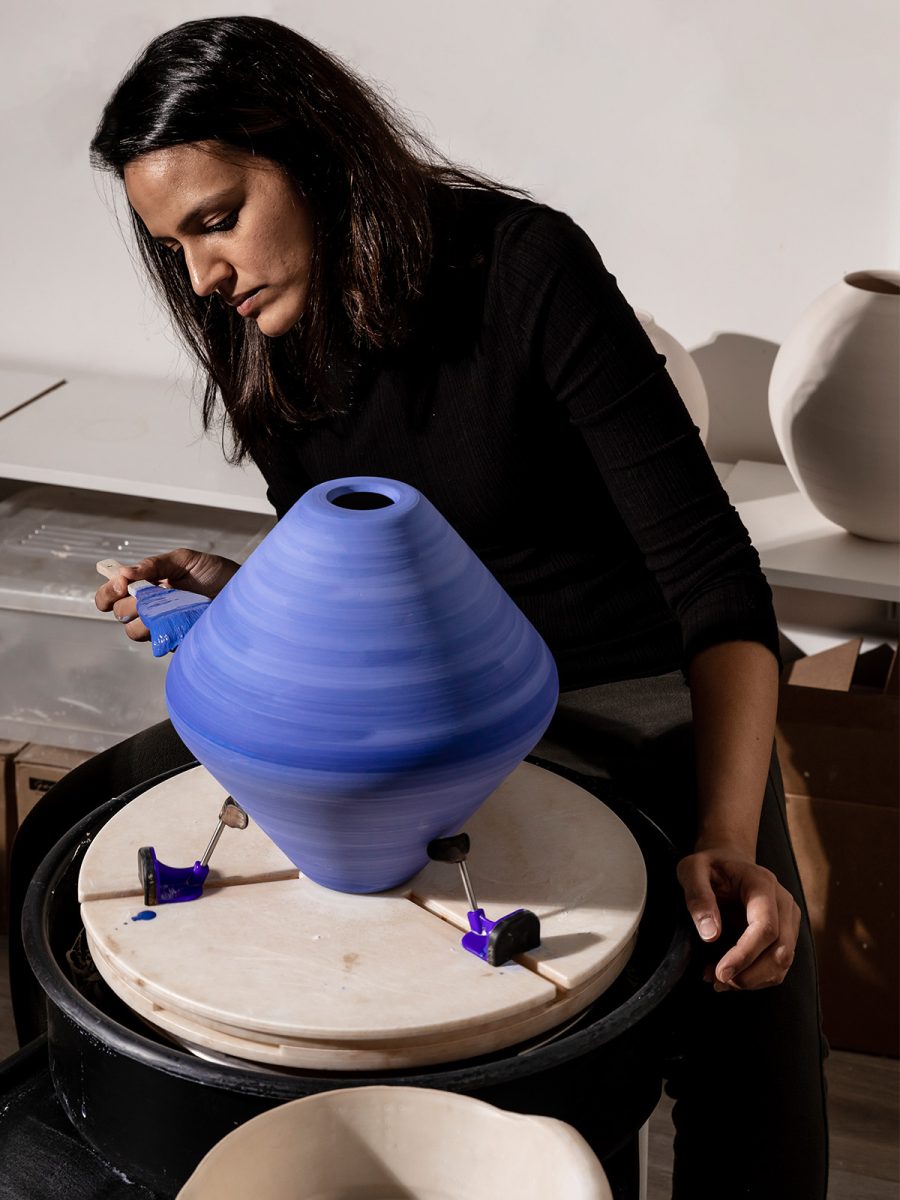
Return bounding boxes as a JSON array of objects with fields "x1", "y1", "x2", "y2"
[
  {"x1": 493, "y1": 206, "x2": 782, "y2": 672},
  {"x1": 254, "y1": 188, "x2": 782, "y2": 688}
]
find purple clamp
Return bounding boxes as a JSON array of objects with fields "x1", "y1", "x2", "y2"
[
  {"x1": 138, "y1": 848, "x2": 209, "y2": 905},
  {"x1": 137, "y1": 798, "x2": 248, "y2": 906},
  {"x1": 426, "y1": 834, "x2": 541, "y2": 967}
]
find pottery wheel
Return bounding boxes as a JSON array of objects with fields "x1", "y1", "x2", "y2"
[{"x1": 78, "y1": 761, "x2": 646, "y2": 1070}]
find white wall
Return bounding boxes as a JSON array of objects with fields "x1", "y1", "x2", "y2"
[{"x1": 3, "y1": 0, "x2": 898, "y2": 460}]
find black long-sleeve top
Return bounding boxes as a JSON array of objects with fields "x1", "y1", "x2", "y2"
[{"x1": 258, "y1": 187, "x2": 781, "y2": 691}]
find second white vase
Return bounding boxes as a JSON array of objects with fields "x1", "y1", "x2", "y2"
[
  {"x1": 768, "y1": 270, "x2": 900, "y2": 542},
  {"x1": 636, "y1": 310, "x2": 710, "y2": 444}
]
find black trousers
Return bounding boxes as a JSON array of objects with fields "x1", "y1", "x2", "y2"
[
  {"x1": 534, "y1": 670, "x2": 830, "y2": 1198},
  {"x1": 8, "y1": 672, "x2": 829, "y2": 1198}
]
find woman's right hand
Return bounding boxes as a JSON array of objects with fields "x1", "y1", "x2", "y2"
[{"x1": 95, "y1": 548, "x2": 240, "y2": 644}]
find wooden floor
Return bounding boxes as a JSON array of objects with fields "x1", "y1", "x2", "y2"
[{"x1": 0, "y1": 933, "x2": 896, "y2": 1197}]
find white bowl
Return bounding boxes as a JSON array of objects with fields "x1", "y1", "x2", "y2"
[{"x1": 177, "y1": 1085, "x2": 612, "y2": 1199}]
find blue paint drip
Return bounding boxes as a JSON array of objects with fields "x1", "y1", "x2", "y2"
[{"x1": 131, "y1": 910, "x2": 157, "y2": 921}]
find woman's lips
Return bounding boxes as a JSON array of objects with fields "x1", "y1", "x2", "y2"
[{"x1": 234, "y1": 287, "x2": 264, "y2": 317}]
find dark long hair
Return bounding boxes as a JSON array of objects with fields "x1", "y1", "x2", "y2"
[{"x1": 91, "y1": 16, "x2": 513, "y2": 463}]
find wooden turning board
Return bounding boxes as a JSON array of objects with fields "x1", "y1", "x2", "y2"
[{"x1": 79, "y1": 762, "x2": 647, "y2": 1070}]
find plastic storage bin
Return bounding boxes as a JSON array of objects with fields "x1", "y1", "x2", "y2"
[{"x1": 0, "y1": 484, "x2": 273, "y2": 752}]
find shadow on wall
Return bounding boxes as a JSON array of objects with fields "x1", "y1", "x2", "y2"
[{"x1": 691, "y1": 332, "x2": 784, "y2": 465}]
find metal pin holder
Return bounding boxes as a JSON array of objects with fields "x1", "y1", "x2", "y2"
[
  {"x1": 426, "y1": 833, "x2": 541, "y2": 967},
  {"x1": 137, "y1": 797, "x2": 249, "y2": 905}
]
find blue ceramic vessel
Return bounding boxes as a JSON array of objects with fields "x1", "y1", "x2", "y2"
[{"x1": 165, "y1": 478, "x2": 559, "y2": 893}]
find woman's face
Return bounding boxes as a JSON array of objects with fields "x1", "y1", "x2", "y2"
[{"x1": 124, "y1": 143, "x2": 313, "y2": 337}]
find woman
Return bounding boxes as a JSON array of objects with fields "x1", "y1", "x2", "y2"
[{"x1": 10, "y1": 16, "x2": 827, "y2": 1197}]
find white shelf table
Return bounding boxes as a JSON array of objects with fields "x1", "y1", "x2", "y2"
[
  {"x1": 723, "y1": 460, "x2": 899, "y2": 605},
  {"x1": 1, "y1": 371, "x2": 894, "y2": 641},
  {"x1": 0, "y1": 367, "x2": 65, "y2": 421},
  {"x1": 0, "y1": 373, "x2": 269, "y2": 515}
]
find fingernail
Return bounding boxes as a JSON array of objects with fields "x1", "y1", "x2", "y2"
[
  {"x1": 698, "y1": 917, "x2": 717, "y2": 940},
  {"x1": 117, "y1": 613, "x2": 136, "y2": 624},
  {"x1": 720, "y1": 967, "x2": 734, "y2": 983}
]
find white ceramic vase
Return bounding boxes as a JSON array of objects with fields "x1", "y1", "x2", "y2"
[
  {"x1": 636, "y1": 310, "x2": 710, "y2": 444},
  {"x1": 768, "y1": 270, "x2": 900, "y2": 542}
]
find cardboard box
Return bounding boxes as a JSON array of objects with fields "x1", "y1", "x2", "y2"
[
  {"x1": 776, "y1": 639, "x2": 899, "y2": 1057},
  {"x1": 12, "y1": 742, "x2": 95, "y2": 831},
  {"x1": 0, "y1": 741, "x2": 94, "y2": 932},
  {"x1": 6, "y1": 743, "x2": 95, "y2": 929},
  {"x1": 0, "y1": 738, "x2": 27, "y2": 933}
]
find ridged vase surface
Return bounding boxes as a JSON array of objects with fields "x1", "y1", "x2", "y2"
[
  {"x1": 165, "y1": 477, "x2": 560, "y2": 893},
  {"x1": 768, "y1": 270, "x2": 900, "y2": 542}
]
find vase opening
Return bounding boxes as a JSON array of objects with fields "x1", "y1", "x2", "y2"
[
  {"x1": 328, "y1": 489, "x2": 395, "y2": 511},
  {"x1": 843, "y1": 271, "x2": 900, "y2": 296}
]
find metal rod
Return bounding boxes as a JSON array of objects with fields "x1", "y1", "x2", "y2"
[
  {"x1": 458, "y1": 860, "x2": 479, "y2": 912},
  {"x1": 200, "y1": 821, "x2": 226, "y2": 868}
]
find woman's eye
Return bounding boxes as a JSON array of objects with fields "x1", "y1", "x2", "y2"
[{"x1": 205, "y1": 211, "x2": 239, "y2": 235}]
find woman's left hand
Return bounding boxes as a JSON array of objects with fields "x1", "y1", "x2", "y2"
[{"x1": 676, "y1": 850, "x2": 801, "y2": 992}]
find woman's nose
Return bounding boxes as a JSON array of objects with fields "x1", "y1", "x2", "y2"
[{"x1": 183, "y1": 244, "x2": 232, "y2": 298}]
